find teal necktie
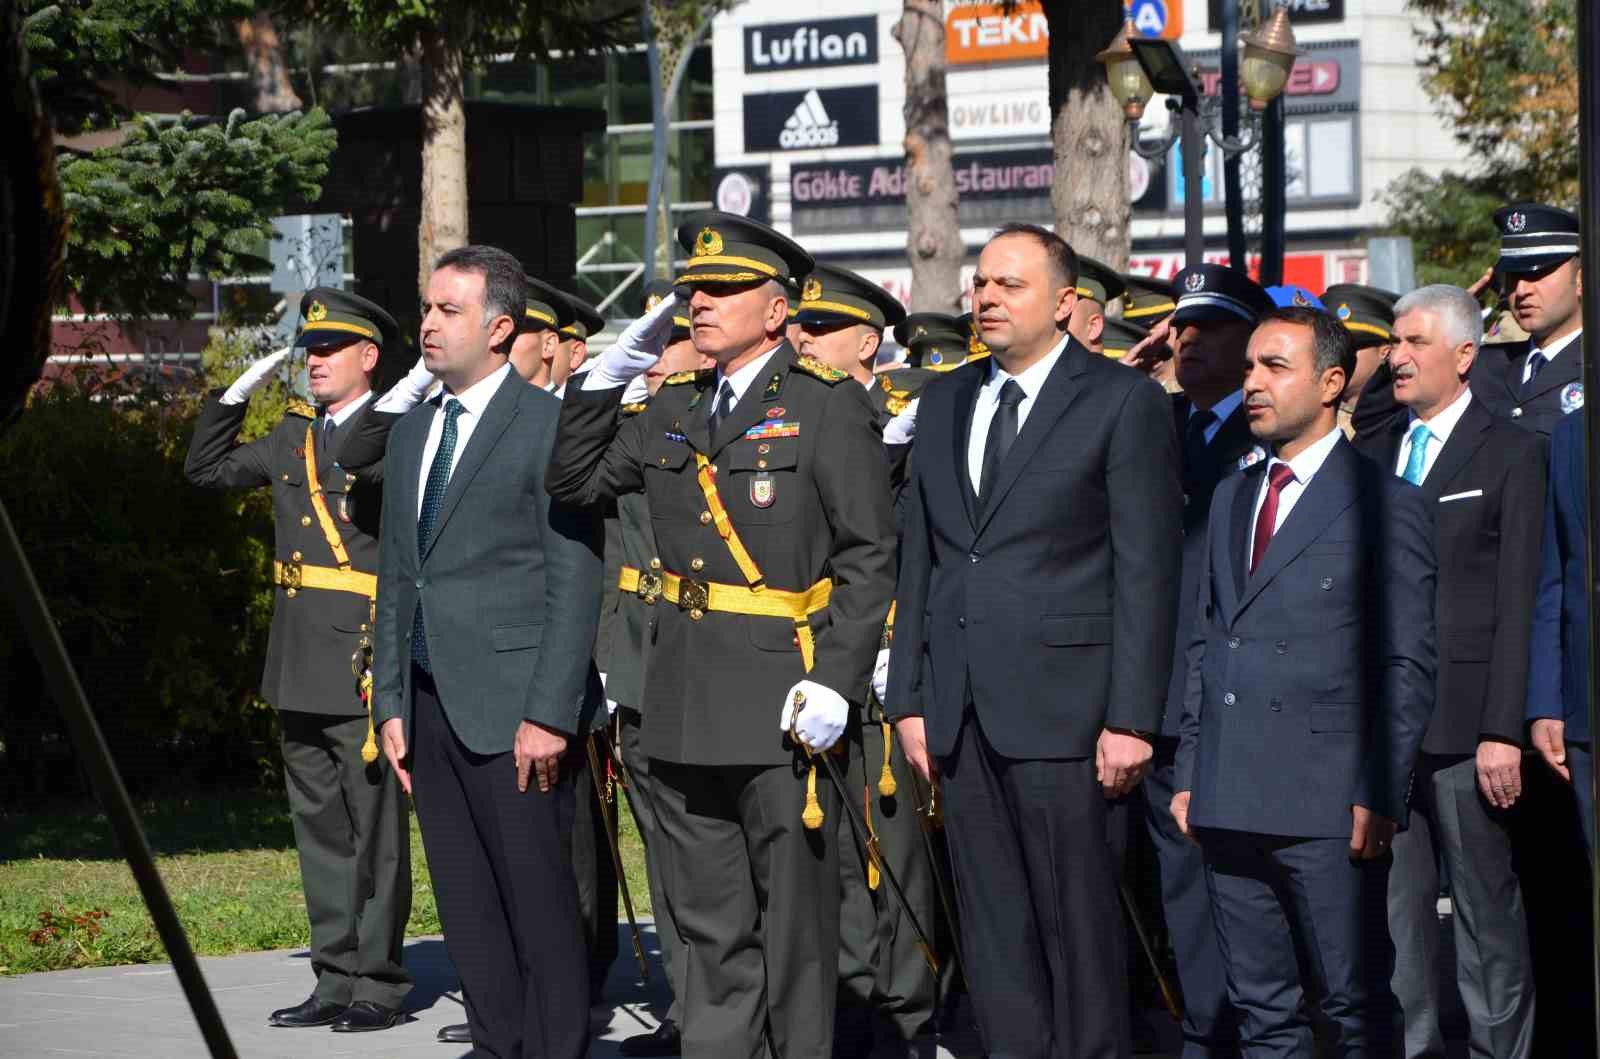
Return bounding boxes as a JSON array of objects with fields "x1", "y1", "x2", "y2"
[
  {"x1": 412, "y1": 398, "x2": 464, "y2": 672},
  {"x1": 1402, "y1": 422, "x2": 1432, "y2": 486}
]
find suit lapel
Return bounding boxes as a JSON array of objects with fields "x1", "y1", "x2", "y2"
[
  {"x1": 1420, "y1": 399, "x2": 1491, "y2": 500},
  {"x1": 395, "y1": 407, "x2": 429, "y2": 567},
  {"x1": 425, "y1": 370, "x2": 522, "y2": 559},
  {"x1": 973, "y1": 338, "x2": 1088, "y2": 539},
  {"x1": 1236, "y1": 440, "x2": 1361, "y2": 617},
  {"x1": 711, "y1": 344, "x2": 796, "y2": 456},
  {"x1": 1228, "y1": 462, "x2": 1262, "y2": 603},
  {"x1": 950, "y1": 364, "x2": 984, "y2": 531}
]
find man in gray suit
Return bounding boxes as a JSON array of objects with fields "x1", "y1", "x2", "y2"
[{"x1": 373, "y1": 245, "x2": 604, "y2": 1059}]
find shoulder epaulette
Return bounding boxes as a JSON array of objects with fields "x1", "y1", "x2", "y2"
[
  {"x1": 793, "y1": 354, "x2": 849, "y2": 384},
  {"x1": 664, "y1": 368, "x2": 713, "y2": 386},
  {"x1": 886, "y1": 394, "x2": 909, "y2": 417},
  {"x1": 285, "y1": 398, "x2": 317, "y2": 420},
  {"x1": 620, "y1": 401, "x2": 650, "y2": 415}
]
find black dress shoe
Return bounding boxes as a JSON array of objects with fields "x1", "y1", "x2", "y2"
[
  {"x1": 329, "y1": 1000, "x2": 404, "y2": 1033},
  {"x1": 437, "y1": 1022, "x2": 472, "y2": 1044},
  {"x1": 620, "y1": 1020, "x2": 681, "y2": 1056},
  {"x1": 268, "y1": 996, "x2": 348, "y2": 1028}
]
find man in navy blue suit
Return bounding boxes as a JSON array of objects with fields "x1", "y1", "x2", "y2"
[
  {"x1": 1528, "y1": 409, "x2": 1595, "y2": 850},
  {"x1": 1173, "y1": 306, "x2": 1436, "y2": 1057}
]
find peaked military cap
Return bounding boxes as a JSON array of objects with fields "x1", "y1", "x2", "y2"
[
  {"x1": 675, "y1": 210, "x2": 815, "y2": 288},
  {"x1": 523, "y1": 275, "x2": 573, "y2": 333},
  {"x1": 559, "y1": 292, "x2": 605, "y2": 342},
  {"x1": 781, "y1": 276, "x2": 803, "y2": 321},
  {"x1": 796, "y1": 264, "x2": 907, "y2": 331},
  {"x1": 1100, "y1": 317, "x2": 1150, "y2": 358},
  {"x1": 294, "y1": 288, "x2": 400, "y2": 353},
  {"x1": 1266, "y1": 285, "x2": 1325, "y2": 310},
  {"x1": 893, "y1": 312, "x2": 969, "y2": 370},
  {"x1": 1075, "y1": 257, "x2": 1126, "y2": 305},
  {"x1": 1172, "y1": 264, "x2": 1274, "y2": 326},
  {"x1": 1120, "y1": 273, "x2": 1177, "y2": 323},
  {"x1": 1322, "y1": 283, "x2": 1398, "y2": 347},
  {"x1": 642, "y1": 279, "x2": 691, "y2": 343},
  {"x1": 1494, "y1": 202, "x2": 1580, "y2": 274}
]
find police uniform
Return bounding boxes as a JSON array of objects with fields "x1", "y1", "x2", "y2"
[
  {"x1": 183, "y1": 289, "x2": 412, "y2": 1023},
  {"x1": 548, "y1": 213, "x2": 896, "y2": 1058},
  {"x1": 797, "y1": 265, "x2": 943, "y2": 1051}
]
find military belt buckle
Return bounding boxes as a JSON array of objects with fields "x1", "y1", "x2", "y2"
[
  {"x1": 676, "y1": 577, "x2": 710, "y2": 617},
  {"x1": 281, "y1": 560, "x2": 303, "y2": 592},
  {"x1": 636, "y1": 571, "x2": 664, "y2": 605}
]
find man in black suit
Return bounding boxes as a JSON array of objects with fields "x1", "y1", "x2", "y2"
[
  {"x1": 887, "y1": 223, "x2": 1183, "y2": 1058},
  {"x1": 373, "y1": 245, "x2": 604, "y2": 1059},
  {"x1": 1174, "y1": 306, "x2": 1436, "y2": 1057},
  {"x1": 1143, "y1": 263, "x2": 1274, "y2": 1057},
  {"x1": 1354, "y1": 284, "x2": 1543, "y2": 1058}
]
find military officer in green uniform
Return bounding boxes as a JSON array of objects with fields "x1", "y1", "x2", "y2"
[
  {"x1": 548, "y1": 213, "x2": 897, "y2": 1059},
  {"x1": 509, "y1": 274, "x2": 578, "y2": 389},
  {"x1": 1322, "y1": 284, "x2": 1399, "y2": 439},
  {"x1": 1100, "y1": 317, "x2": 1150, "y2": 359},
  {"x1": 1066, "y1": 256, "x2": 1127, "y2": 354},
  {"x1": 893, "y1": 313, "x2": 970, "y2": 373},
  {"x1": 184, "y1": 289, "x2": 418, "y2": 1033},
  {"x1": 1119, "y1": 272, "x2": 1177, "y2": 327},
  {"x1": 553, "y1": 292, "x2": 607, "y2": 398}
]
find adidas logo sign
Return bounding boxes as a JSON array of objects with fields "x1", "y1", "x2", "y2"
[{"x1": 780, "y1": 89, "x2": 840, "y2": 149}]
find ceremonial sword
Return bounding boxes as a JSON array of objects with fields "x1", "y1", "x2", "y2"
[{"x1": 585, "y1": 732, "x2": 649, "y2": 979}]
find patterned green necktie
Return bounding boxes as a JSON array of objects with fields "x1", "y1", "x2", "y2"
[{"x1": 412, "y1": 398, "x2": 463, "y2": 672}]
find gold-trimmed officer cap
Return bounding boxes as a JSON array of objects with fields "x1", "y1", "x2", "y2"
[
  {"x1": 1322, "y1": 283, "x2": 1398, "y2": 348},
  {"x1": 1075, "y1": 257, "x2": 1126, "y2": 306},
  {"x1": 1100, "y1": 317, "x2": 1149, "y2": 358},
  {"x1": 642, "y1": 279, "x2": 691, "y2": 343},
  {"x1": 795, "y1": 264, "x2": 907, "y2": 331},
  {"x1": 295, "y1": 287, "x2": 400, "y2": 353},
  {"x1": 1120, "y1": 273, "x2": 1177, "y2": 323},
  {"x1": 558, "y1": 292, "x2": 605, "y2": 342},
  {"x1": 1494, "y1": 202, "x2": 1580, "y2": 275},
  {"x1": 782, "y1": 277, "x2": 803, "y2": 320},
  {"x1": 957, "y1": 312, "x2": 993, "y2": 367},
  {"x1": 523, "y1": 274, "x2": 574, "y2": 333},
  {"x1": 674, "y1": 210, "x2": 815, "y2": 288},
  {"x1": 892, "y1": 312, "x2": 971, "y2": 371}
]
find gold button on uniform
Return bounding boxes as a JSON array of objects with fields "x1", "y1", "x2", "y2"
[
  {"x1": 281, "y1": 473, "x2": 290, "y2": 481},
  {"x1": 758, "y1": 443, "x2": 771, "y2": 454},
  {"x1": 659, "y1": 456, "x2": 669, "y2": 466},
  {"x1": 650, "y1": 557, "x2": 662, "y2": 571},
  {"x1": 286, "y1": 588, "x2": 297, "y2": 598},
  {"x1": 757, "y1": 459, "x2": 768, "y2": 469},
  {"x1": 690, "y1": 558, "x2": 704, "y2": 572},
  {"x1": 699, "y1": 511, "x2": 712, "y2": 525},
  {"x1": 300, "y1": 515, "x2": 312, "y2": 527},
  {"x1": 689, "y1": 608, "x2": 705, "y2": 621},
  {"x1": 291, "y1": 551, "x2": 303, "y2": 562}
]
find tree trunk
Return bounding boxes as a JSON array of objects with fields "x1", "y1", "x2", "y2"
[
  {"x1": 234, "y1": 12, "x2": 302, "y2": 114},
  {"x1": 417, "y1": 29, "x2": 469, "y2": 297},
  {"x1": 894, "y1": 0, "x2": 963, "y2": 314},
  {"x1": 1043, "y1": 1, "x2": 1129, "y2": 269}
]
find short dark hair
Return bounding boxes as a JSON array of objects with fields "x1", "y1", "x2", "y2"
[
  {"x1": 433, "y1": 245, "x2": 527, "y2": 342},
  {"x1": 1255, "y1": 306, "x2": 1355, "y2": 381},
  {"x1": 991, "y1": 222, "x2": 1079, "y2": 290}
]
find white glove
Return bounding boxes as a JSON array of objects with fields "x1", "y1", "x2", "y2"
[
  {"x1": 620, "y1": 372, "x2": 652, "y2": 407},
  {"x1": 882, "y1": 397, "x2": 919, "y2": 446},
  {"x1": 871, "y1": 648, "x2": 890, "y2": 703},
  {"x1": 600, "y1": 671, "x2": 617, "y2": 716},
  {"x1": 583, "y1": 294, "x2": 680, "y2": 391},
  {"x1": 374, "y1": 354, "x2": 436, "y2": 413},
  {"x1": 220, "y1": 347, "x2": 292, "y2": 405},
  {"x1": 779, "y1": 679, "x2": 849, "y2": 753}
]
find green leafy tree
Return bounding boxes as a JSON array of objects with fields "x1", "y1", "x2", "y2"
[{"x1": 1383, "y1": 0, "x2": 1577, "y2": 287}]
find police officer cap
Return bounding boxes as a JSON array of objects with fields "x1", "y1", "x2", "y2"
[
  {"x1": 1120, "y1": 273, "x2": 1177, "y2": 323},
  {"x1": 893, "y1": 312, "x2": 969, "y2": 370},
  {"x1": 1171, "y1": 264, "x2": 1273, "y2": 326},
  {"x1": 1322, "y1": 284, "x2": 1398, "y2": 348},
  {"x1": 1100, "y1": 317, "x2": 1150, "y2": 358},
  {"x1": 796, "y1": 264, "x2": 907, "y2": 331},
  {"x1": 558, "y1": 292, "x2": 605, "y2": 342},
  {"x1": 1494, "y1": 202, "x2": 1580, "y2": 275},
  {"x1": 523, "y1": 274, "x2": 574, "y2": 334},
  {"x1": 294, "y1": 287, "x2": 400, "y2": 354},
  {"x1": 642, "y1": 279, "x2": 690, "y2": 343},
  {"x1": 1075, "y1": 257, "x2": 1126, "y2": 306},
  {"x1": 1266, "y1": 285, "x2": 1325, "y2": 310},
  {"x1": 674, "y1": 210, "x2": 815, "y2": 289}
]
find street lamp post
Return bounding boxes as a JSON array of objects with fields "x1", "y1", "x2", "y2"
[{"x1": 1097, "y1": 5, "x2": 1301, "y2": 271}]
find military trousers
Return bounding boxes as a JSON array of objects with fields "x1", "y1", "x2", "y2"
[
  {"x1": 618, "y1": 707, "x2": 683, "y2": 1027},
  {"x1": 279, "y1": 709, "x2": 413, "y2": 1008},
  {"x1": 652, "y1": 757, "x2": 839, "y2": 1059}
]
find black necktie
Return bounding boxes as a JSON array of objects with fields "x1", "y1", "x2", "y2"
[
  {"x1": 321, "y1": 416, "x2": 337, "y2": 458},
  {"x1": 1185, "y1": 408, "x2": 1216, "y2": 464},
  {"x1": 1524, "y1": 349, "x2": 1548, "y2": 393},
  {"x1": 978, "y1": 379, "x2": 1024, "y2": 507},
  {"x1": 709, "y1": 379, "x2": 735, "y2": 437}
]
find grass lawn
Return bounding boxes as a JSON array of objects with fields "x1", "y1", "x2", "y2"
[{"x1": 0, "y1": 787, "x2": 650, "y2": 976}]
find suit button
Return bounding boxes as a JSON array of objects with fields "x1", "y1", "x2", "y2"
[
  {"x1": 415, "y1": 578, "x2": 424, "y2": 589},
  {"x1": 968, "y1": 552, "x2": 979, "y2": 563},
  {"x1": 957, "y1": 617, "x2": 966, "y2": 628},
  {"x1": 1320, "y1": 577, "x2": 1334, "y2": 590},
  {"x1": 1223, "y1": 692, "x2": 1236, "y2": 706},
  {"x1": 1227, "y1": 636, "x2": 1240, "y2": 649},
  {"x1": 1270, "y1": 699, "x2": 1282, "y2": 712},
  {"x1": 1275, "y1": 640, "x2": 1288, "y2": 654}
]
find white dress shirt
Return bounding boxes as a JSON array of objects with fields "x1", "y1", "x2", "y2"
[
  {"x1": 1247, "y1": 426, "x2": 1345, "y2": 562},
  {"x1": 709, "y1": 346, "x2": 782, "y2": 420},
  {"x1": 416, "y1": 362, "x2": 512, "y2": 517},
  {"x1": 1393, "y1": 387, "x2": 1472, "y2": 483},
  {"x1": 1191, "y1": 389, "x2": 1245, "y2": 446},
  {"x1": 1522, "y1": 328, "x2": 1583, "y2": 384},
  {"x1": 323, "y1": 388, "x2": 373, "y2": 431},
  {"x1": 966, "y1": 334, "x2": 1068, "y2": 491}
]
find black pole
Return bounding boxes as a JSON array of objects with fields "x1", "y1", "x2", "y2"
[
  {"x1": 1258, "y1": 91, "x2": 1286, "y2": 287},
  {"x1": 1220, "y1": 0, "x2": 1247, "y2": 272},
  {"x1": 0, "y1": 500, "x2": 237, "y2": 1059},
  {"x1": 1577, "y1": 0, "x2": 1600, "y2": 1038},
  {"x1": 1182, "y1": 97, "x2": 1205, "y2": 268}
]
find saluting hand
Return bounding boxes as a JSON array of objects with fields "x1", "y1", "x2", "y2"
[
  {"x1": 1096, "y1": 728, "x2": 1152, "y2": 798},
  {"x1": 379, "y1": 718, "x2": 411, "y2": 795},
  {"x1": 1349, "y1": 805, "x2": 1397, "y2": 861},
  {"x1": 1120, "y1": 318, "x2": 1172, "y2": 376},
  {"x1": 515, "y1": 721, "x2": 568, "y2": 793},
  {"x1": 1532, "y1": 718, "x2": 1571, "y2": 783}
]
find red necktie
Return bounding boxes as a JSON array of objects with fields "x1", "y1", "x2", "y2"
[{"x1": 1250, "y1": 462, "x2": 1296, "y2": 573}]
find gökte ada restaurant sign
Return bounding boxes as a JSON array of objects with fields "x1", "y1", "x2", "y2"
[{"x1": 790, "y1": 149, "x2": 1055, "y2": 232}]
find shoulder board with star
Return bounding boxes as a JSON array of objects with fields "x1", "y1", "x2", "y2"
[
  {"x1": 620, "y1": 401, "x2": 650, "y2": 416},
  {"x1": 664, "y1": 368, "x2": 714, "y2": 387},
  {"x1": 793, "y1": 355, "x2": 849, "y2": 384},
  {"x1": 285, "y1": 398, "x2": 317, "y2": 420}
]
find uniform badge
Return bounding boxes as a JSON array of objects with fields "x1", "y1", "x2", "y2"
[
  {"x1": 1238, "y1": 445, "x2": 1267, "y2": 471},
  {"x1": 750, "y1": 472, "x2": 776, "y2": 508},
  {"x1": 664, "y1": 430, "x2": 688, "y2": 443},
  {"x1": 1184, "y1": 272, "x2": 1206, "y2": 293},
  {"x1": 645, "y1": 292, "x2": 663, "y2": 310},
  {"x1": 744, "y1": 421, "x2": 800, "y2": 440},
  {"x1": 930, "y1": 349, "x2": 944, "y2": 366},
  {"x1": 1506, "y1": 211, "x2": 1527, "y2": 234},
  {"x1": 307, "y1": 300, "x2": 328, "y2": 322},
  {"x1": 802, "y1": 277, "x2": 823, "y2": 303},
  {"x1": 1292, "y1": 290, "x2": 1310, "y2": 307},
  {"x1": 696, "y1": 227, "x2": 724, "y2": 257},
  {"x1": 1562, "y1": 382, "x2": 1585, "y2": 414},
  {"x1": 766, "y1": 406, "x2": 786, "y2": 418},
  {"x1": 291, "y1": 446, "x2": 305, "y2": 458},
  {"x1": 1336, "y1": 303, "x2": 1351, "y2": 320},
  {"x1": 763, "y1": 373, "x2": 783, "y2": 399}
]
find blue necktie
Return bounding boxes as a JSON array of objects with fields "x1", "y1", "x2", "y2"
[
  {"x1": 412, "y1": 398, "x2": 463, "y2": 672},
  {"x1": 1401, "y1": 421, "x2": 1432, "y2": 486}
]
